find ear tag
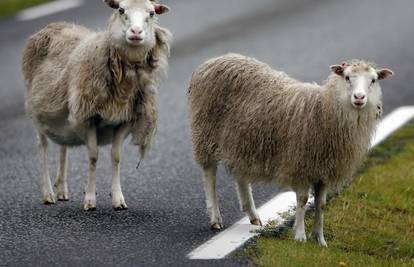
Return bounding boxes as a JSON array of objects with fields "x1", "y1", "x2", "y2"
[
  {"x1": 117, "y1": 64, "x2": 123, "y2": 83},
  {"x1": 117, "y1": 53, "x2": 123, "y2": 83}
]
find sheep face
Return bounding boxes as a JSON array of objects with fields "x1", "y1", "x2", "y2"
[
  {"x1": 104, "y1": 0, "x2": 169, "y2": 47},
  {"x1": 331, "y1": 62, "x2": 393, "y2": 110}
]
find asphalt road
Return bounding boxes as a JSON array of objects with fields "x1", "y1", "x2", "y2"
[{"x1": 1, "y1": 0, "x2": 413, "y2": 266}]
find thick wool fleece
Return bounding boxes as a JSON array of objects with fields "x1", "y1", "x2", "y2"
[
  {"x1": 23, "y1": 21, "x2": 170, "y2": 156},
  {"x1": 189, "y1": 54, "x2": 378, "y2": 189}
]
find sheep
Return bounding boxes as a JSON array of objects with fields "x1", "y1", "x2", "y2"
[
  {"x1": 22, "y1": 0, "x2": 171, "y2": 210},
  {"x1": 188, "y1": 53, "x2": 393, "y2": 246}
]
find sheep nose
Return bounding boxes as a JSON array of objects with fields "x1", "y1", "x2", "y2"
[
  {"x1": 130, "y1": 27, "x2": 143, "y2": 35},
  {"x1": 353, "y1": 94, "x2": 365, "y2": 100}
]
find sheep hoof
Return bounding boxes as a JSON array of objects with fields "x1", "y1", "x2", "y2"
[
  {"x1": 57, "y1": 192, "x2": 69, "y2": 201},
  {"x1": 250, "y1": 218, "x2": 262, "y2": 226},
  {"x1": 312, "y1": 232, "x2": 328, "y2": 247},
  {"x1": 319, "y1": 240, "x2": 328, "y2": 247},
  {"x1": 211, "y1": 223, "x2": 223, "y2": 231},
  {"x1": 113, "y1": 204, "x2": 128, "y2": 210},
  {"x1": 112, "y1": 195, "x2": 128, "y2": 210},
  {"x1": 55, "y1": 182, "x2": 68, "y2": 201},
  {"x1": 84, "y1": 204, "x2": 96, "y2": 211},
  {"x1": 294, "y1": 233, "x2": 307, "y2": 243},
  {"x1": 84, "y1": 197, "x2": 96, "y2": 211},
  {"x1": 43, "y1": 193, "x2": 56, "y2": 205}
]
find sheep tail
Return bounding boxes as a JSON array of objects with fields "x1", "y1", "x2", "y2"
[
  {"x1": 132, "y1": 86, "x2": 158, "y2": 170},
  {"x1": 136, "y1": 147, "x2": 145, "y2": 170}
]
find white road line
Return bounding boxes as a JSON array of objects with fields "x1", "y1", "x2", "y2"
[
  {"x1": 188, "y1": 106, "x2": 414, "y2": 260},
  {"x1": 188, "y1": 192, "x2": 296, "y2": 260},
  {"x1": 372, "y1": 106, "x2": 414, "y2": 147},
  {"x1": 17, "y1": 0, "x2": 84, "y2": 21}
]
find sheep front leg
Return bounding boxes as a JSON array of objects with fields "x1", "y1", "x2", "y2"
[
  {"x1": 84, "y1": 126, "x2": 98, "y2": 211},
  {"x1": 235, "y1": 179, "x2": 261, "y2": 226},
  {"x1": 38, "y1": 133, "x2": 55, "y2": 204},
  {"x1": 293, "y1": 187, "x2": 309, "y2": 242},
  {"x1": 202, "y1": 164, "x2": 223, "y2": 230},
  {"x1": 54, "y1": 145, "x2": 69, "y2": 201},
  {"x1": 111, "y1": 124, "x2": 130, "y2": 210},
  {"x1": 312, "y1": 182, "x2": 328, "y2": 247}
]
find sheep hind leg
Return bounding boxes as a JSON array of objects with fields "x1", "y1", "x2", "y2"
[
  {"x1": 202, "y1": 164, "x2": 223, "y2": 230},
  {"x1": 311, "y1": 182, "x2": 328, "y2": 247},
  {"x1": 111, "y1": 124, "x2": 130, "y2": 210},
  {"x1": 38, "y1": 133, "x2": 55, "y2": 204},
  {"x1": 54, "y1": 145, "x2": 69, "y2": 201},
  {"x1": 235, "y1": 179, "x2": 261, "y2": 226},
  {"x1": 84, "y1": 126, "x2": 98, "y2": 211},
  {"x1": 293, "y1": 186, "x2": 309, "y2": 242}
]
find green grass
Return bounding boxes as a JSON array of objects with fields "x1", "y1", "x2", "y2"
[
  {"x1": 0, "y1": 0, "x2": 52, "y2": 19},
  {"x1": 241, "y1": 122, "x2": 414, "y2": 267}
]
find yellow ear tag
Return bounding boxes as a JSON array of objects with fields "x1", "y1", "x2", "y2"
[{"x1": 117, "y1": 62, "x2": 123, "y2": 83}]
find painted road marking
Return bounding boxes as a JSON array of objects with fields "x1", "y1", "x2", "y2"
[
  {"x1": 372, "y1": 106, "x2": 414, "y2": 147},
  {"x1": 188, "y1": 106, "x2": 414, "y2": 260},
  {"x1": 188, "y1": 192, "x2": 296, "y2": 260},
  {"x1": 17, "y1": 0, "x2": 84, "y2": 21}
]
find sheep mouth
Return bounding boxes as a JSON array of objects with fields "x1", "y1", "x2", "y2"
[
  {"x1": 352, "y1": 101, "x2": 366, "y2": 109},
  {"x1": 127, "y1": 36, "x2": 144, "y2": 43}
]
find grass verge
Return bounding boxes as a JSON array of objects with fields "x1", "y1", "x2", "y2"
[
  {"x1": 0, "y1": 0, "x2": 52, "y2": 19},
  {"x1": 241, "y1": 121, "x2": 414, "y2": 267}
]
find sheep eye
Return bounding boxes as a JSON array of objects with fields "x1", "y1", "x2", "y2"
[
  {"x1": 371, "y1": 79, "x2": 376, "y2": 84},
  {"x1": 345, "y1": 76, "x2": 350, "y2": 82},
  {"x1": 119, "y1": 8, "x2": 125, "y2": 15},
  {"x1": 149, "y1": 11, "x2": 155, "y2": 18}
]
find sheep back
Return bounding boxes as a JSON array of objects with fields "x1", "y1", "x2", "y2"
[{"x1": 23, "y1": 22, "x2": 90, "y2": 118}]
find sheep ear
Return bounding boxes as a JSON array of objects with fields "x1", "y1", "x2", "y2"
[
  {"x1": 104, "y1": 0, "x2": 120, "y2": 9},
  {"x1": 377, "y1": 68, "x2": 394, "y2": 80},
  {"x1": 154, "y1": 4, "x2": 170, "y2": 15},
  {"x1": 330, "y1": 65, "x2": 345, "y2": 76}
]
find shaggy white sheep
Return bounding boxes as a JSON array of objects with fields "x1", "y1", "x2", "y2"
[
  {"x1": 22, "y1": 0, "x2": 171, "y2": 210},
  {"x1": 188, "y1": 54, "x2": 393, "y2": 246}
]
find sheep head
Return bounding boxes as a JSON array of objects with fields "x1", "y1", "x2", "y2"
[
  {"x1": 104, "y1": 0, "x2": 170, "y2": 47},
  {"x1": 330, "y1": 60, "x2": 393, "y2": 110}
]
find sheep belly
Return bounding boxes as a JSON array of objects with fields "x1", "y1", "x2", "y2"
[{"x1": 33, "y1": 111, "x2": 118, "y2": 147}]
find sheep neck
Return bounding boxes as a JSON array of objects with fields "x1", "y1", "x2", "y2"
[
  {"x1": 107, "y1": 35, "x2": 156, "y2": 85},
  {"x1": 109, "y1": 47, "x2": 150, "y2": 69}
]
